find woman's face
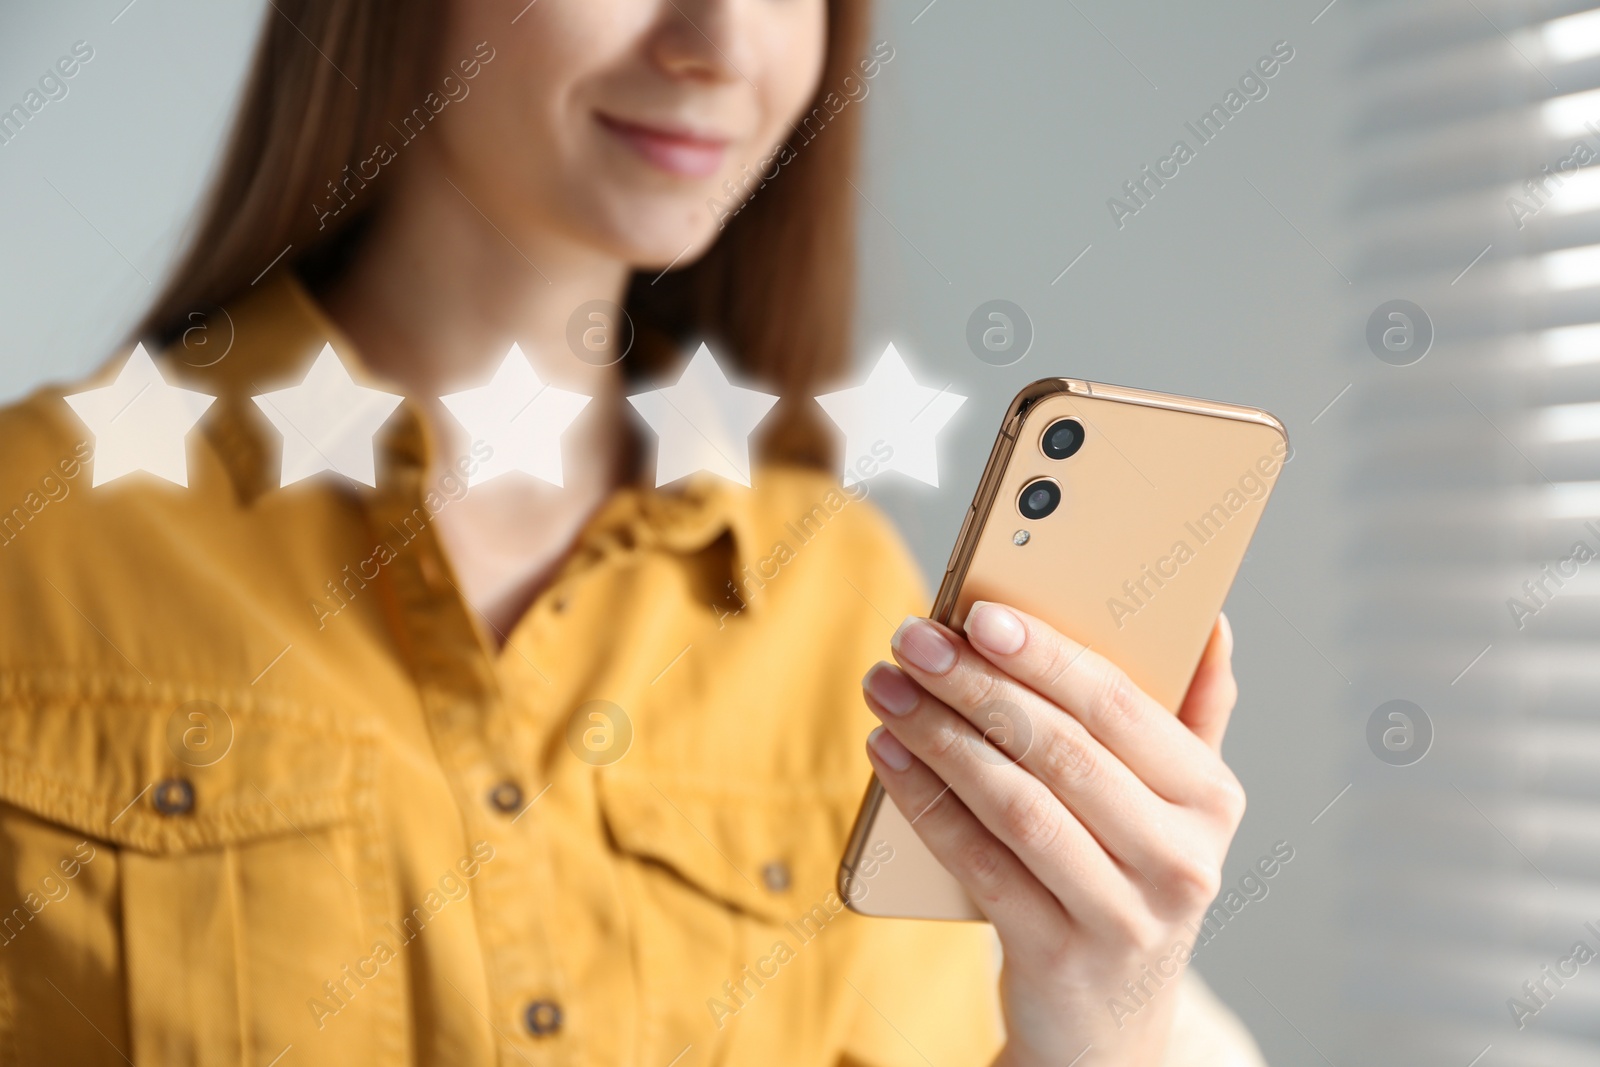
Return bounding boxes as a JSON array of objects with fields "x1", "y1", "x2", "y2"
[{"x1": 428, "y1": 0, "x2": 829, "y2": 270}]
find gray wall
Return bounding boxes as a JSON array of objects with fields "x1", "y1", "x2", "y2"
[
  {"x1": 0, "y1": 2, "x2": 1356, "y2": 1062},
  {"x1": 0, "y1": 0, "x2": 263, "y2": 399}
]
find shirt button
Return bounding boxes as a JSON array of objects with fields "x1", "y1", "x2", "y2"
[
  {"x1": 761, "y1": 860, "x2": 791, "y2": 893},
  {"x1": 524, "y1": 999, "x2": 563, "y2": 1037},
  {"x1": 487, "y1": 780, "x2": 524, "y2": 815},
  {"x1": 417, "y1": 553, "x2": 446, "y2": 592},
  {"x1": 152, "y1": 777, "x2": 195, "y2": 816}
]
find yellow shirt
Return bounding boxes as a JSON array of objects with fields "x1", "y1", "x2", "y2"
[{"x1": 0, "y1": 277, "x2": 1004, "y2": 1066}]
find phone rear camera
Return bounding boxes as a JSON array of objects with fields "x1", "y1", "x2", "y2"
[
  {"x1": 1017, "y1": 478, "x2": 1061, "y2": 520},
  {"x1": 1040, "y1": 418, "x2": 1085, "y2": 460}
]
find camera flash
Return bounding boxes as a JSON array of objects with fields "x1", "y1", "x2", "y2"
[{"x1": 1012, "y1": 530, "x2": 1030, "y2": 546}]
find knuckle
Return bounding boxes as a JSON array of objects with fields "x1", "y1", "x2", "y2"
[
  {"x1": 1222, "y1": 777, "x2": 1247, "y2": 823},
  {"x1": 927, "y1": 721, "x2": 970, "y2": 764},
  {"x1": 1131, "y1": 921, "x2": 1169, "y2": 957},
  {"x1": 1203, "y1": 768, "x2": 1247, "y2": 824},
  {"x1": 1091, "y1": 666, "x2": 1142, "y2": 730},
  {"x1": 1163, "y1": 857, "x2": 1222, "y2": 912},
  {"x1": 1217, "y1": 672, "x2": 1240, "y2": 711},
  {"x1": 954, "y1": 663, "x2": 1010, "y2": 719},
  {"x1": 1037, "y1": 929, "x2": 1078, "y2": 974},
  {"x1": 1031, "y1": 635, "x2": 1079, "y2": 690},
  {"x1": 910, "y1": 782, "x2": 953, "y2": 822},
  {"x1": 1037, "y1": 727, "x2": 1100, "y2": 795},
  {"x1": 1099, "y1": 906, "x2": 1159, "y2": 953},
  {"x1": 997, "y1": 788, "x2": 1062, "y2": 855},
  {"x1": 958, "y1": 837, "x2": 1006, "y2": 892}
]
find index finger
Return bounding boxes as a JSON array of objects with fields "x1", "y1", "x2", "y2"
[{"x1": 952, "y1": 600, "x2": 1224, "y2": 803}]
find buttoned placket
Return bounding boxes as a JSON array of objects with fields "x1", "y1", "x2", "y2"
[{"x1": 362, "y1": 401, "x2": 580, "y2": 1060}]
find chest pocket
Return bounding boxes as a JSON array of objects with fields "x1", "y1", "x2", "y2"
[
  {"x1": 597, "y1": 770, "x2": 869, "y2": 1066},
  {"x1": 0, "y1": 687, "x2": 401, "y2": 1067}
]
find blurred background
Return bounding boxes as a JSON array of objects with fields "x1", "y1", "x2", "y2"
[{"x1": 4, "y1": 1, "x2": 1598, "y2": 1063}]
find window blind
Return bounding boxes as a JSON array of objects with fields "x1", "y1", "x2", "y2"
[{"x1": 1340, "y1": 1, "x2": 1600, "y2": 1063}]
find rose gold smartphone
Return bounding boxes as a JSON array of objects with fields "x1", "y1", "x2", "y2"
[{"x1": 838, "y1": 377, "x2": 1287, "y2": 921}]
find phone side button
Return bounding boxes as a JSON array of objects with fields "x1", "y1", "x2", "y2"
[{"x1": 946, "y1": 508, "x2": 976, "y2": 572}]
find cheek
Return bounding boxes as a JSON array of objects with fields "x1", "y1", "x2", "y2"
[
  {"x1": 437, "y1": 0, "x2": 629, "y2": 135},
  {"x1": 433, "y1": 1, "x2": 629, "y2": 193},
  {"x1": 754, "y1": 3, "x2": 830, "y2": 145}
]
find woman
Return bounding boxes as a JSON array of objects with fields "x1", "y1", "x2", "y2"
[{"x1": 0, "y1": 0, "x2": 1265, "y2": 1063}]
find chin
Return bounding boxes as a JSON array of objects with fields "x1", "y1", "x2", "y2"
[{"x1": 584, "y1": 193, "x2": 728, "y2": 273}]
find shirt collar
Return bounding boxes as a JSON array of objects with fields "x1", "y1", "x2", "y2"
[{"x1": 161, "y1": 274, "x2": 762, "y2": 600}]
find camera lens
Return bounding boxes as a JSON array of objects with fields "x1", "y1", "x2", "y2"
[
  {"x1": 1040, "y1": 418, "x2": 1085, "y2": 460},
  {"x1": 1017, "y1": 478, "x2": 1061, "y2": 520}
]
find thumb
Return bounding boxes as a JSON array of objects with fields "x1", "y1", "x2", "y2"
[{"x1": 1177, "y1": 614, "x2": 1238, "y2": 752}]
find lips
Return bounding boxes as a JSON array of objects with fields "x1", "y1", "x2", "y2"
[{"x1": 596, "y1": 113, "x2": 729, "y2": 178}]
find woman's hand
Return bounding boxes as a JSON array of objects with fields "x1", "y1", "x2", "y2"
[{"x1": 861, "y1": 603, "x2": 1245, "y2": 1067}]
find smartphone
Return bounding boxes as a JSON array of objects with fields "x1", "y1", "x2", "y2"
[{"x1": 837, "y1": 377, "x2": 1288, "y2": 921}]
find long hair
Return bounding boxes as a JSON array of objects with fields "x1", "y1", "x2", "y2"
[{"x1": 136, "y1": 0, "x2": 871, "y2": 467}]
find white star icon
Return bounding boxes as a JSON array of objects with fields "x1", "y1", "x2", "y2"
[
  {"x1": 628, "y1": 343, "x2": 778, "y2": 488},
  {"x1": 252, "y1": 343, "x2": 404, "y2": 488},
  {"x1": 815, "y1": 343, "x2": 966, "y2": 487},
  {"x1": 439, "y1": 344, "x2": 591, "y2": 487},
  {"x1": 64, "y1": 343, "x2": 215, "y2": 488}
]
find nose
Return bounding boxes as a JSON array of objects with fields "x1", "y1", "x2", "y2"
[{"x1": 650, "y1": 0, "x2": 746, "y2": 83}]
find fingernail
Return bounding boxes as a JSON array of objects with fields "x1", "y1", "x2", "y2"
[
  {"x1": 867, "y1": 726, "x2": 912, "y2": 772},
  {"x1": 863, "y1": 661, "x2": 920, "y2": 715},
  {"x1": 1219, "y1": 612, "x2": 1234, "y2": 656},
  {"x1": 891, "y1": 617, "x2": 957, "y2": 674},
  {"x1": 965, "y1": 601, "x2": 1025, "y2": 655}
]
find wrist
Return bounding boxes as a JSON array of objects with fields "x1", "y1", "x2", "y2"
[
  {"x1": 995, "y1": 962, "x2": 1181, "y2": 1067},
  {"x1": 993, "y1": 1037, "x2": 1168, "y2": 1067}
]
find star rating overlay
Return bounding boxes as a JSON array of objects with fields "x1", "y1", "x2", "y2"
[
  {"x1": 252, "y1": 343, "x2": 404, "y2": 488},
  {"x1": 64, "y1": 343, "x2": 216, "y2": 488},
  {"x1": 628, "y1": 343, "x2": 778, "y2": 488},
  {"x1": 440, "y1": 344, "x2": 591, "y2": 487},
  {"x1": 815, "y1": 343, "x2": 967, "y2": 487}
]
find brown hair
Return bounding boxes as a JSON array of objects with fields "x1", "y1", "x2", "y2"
[{"x1": 136, "y1": 0, "x2": 870, "y2": 467}]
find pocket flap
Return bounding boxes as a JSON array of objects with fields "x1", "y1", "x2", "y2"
[
  {"x1": 0, "y1": 678, "x2": 369, "y2": 854},
  {"x1": 598, "y1": 770, "x2": 857, "y2": 924}
]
